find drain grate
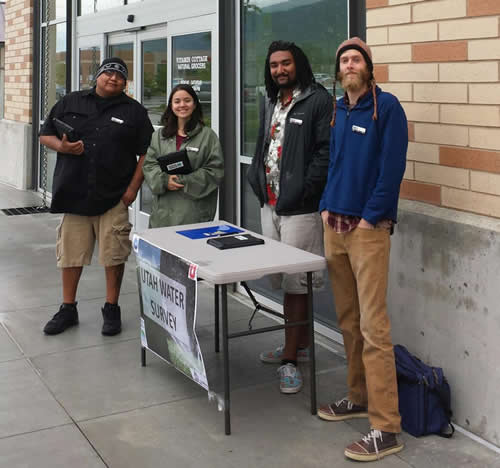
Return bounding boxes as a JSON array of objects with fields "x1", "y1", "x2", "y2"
[{"x1": 1, "y1": 206, "x2": 51, "y2": 216}]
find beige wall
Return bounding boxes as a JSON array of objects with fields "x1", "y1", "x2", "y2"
[
  {"x1": 3, "y1": 0, "x2": 32, "y2": 123},
  {"x1": 367, "y1": 0, "x2": 500, "y2": 218}
]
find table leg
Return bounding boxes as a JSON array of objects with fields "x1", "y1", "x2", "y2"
[
  {"x1": 141, "y1": 346, "x2": 146, "y2": 367},
  {"x1": 221, "y1": 284, "x2": 231, "y2": 435},
  {"x1": 215, "y1": 284, "x2": 220, "y2": 353},
  {"x1": 307, "y1": 272, "x2": 317, "y2": 414}
]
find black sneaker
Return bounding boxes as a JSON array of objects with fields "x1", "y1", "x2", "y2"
[
  {"x1": 101, "y1": 302, "x2": 121, "y2": 336},
  {"x1": 43, "y1": 303, "x2": 79, "y2": 335}
]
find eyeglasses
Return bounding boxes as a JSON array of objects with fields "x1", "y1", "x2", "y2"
[{"x1": 102, "y1": 70, "x2": 125, "y2": 80}]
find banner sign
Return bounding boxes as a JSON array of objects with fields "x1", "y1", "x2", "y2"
[{"x1": 134, "y1": 235, "x2": 208, "y2": 390}]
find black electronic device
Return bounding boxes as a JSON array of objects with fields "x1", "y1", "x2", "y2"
[
  {"x1": 52, "y1": 118, "x2": 79, "y2": 142},
  {"x1": 157, "y1": 149, "x2": 193, "y2": 175},
  {"x1": 207, "y1": 233, "x2": 265, "y2": 250}
]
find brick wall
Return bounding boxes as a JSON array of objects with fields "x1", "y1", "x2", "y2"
[
  {"x1": 367, "y1": 0, "x2": 500, "y2": 218},
  {"x1": 4, "y1": 0, "x2": 32, "y2": 123}
]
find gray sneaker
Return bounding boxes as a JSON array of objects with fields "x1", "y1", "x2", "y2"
[{"x1": 277, "y1": 363, "x2": 303, "y2": 394}]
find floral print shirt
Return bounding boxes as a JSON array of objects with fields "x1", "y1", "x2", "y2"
[{"x1": 265, "y1": 87, "x2": 302, "y2": 205}]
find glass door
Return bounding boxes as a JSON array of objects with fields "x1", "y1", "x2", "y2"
[
  {"x1": 110, "y1": 16, "x2": 218, "y2": 232},
  {"x1": 136, "y1": 28, "x2": 168, "y2": 229},
  {"x1": 106, "y1": 15, "x2": 217, "y2": 232}
]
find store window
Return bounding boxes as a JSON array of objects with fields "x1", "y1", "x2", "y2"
[
  {"x1": 241, "y1": 0, "x2": 347, "y2": 157},
  {"x1": 40, "y1": 17, "x2": 67, "y2": 194},
  {"x1": 172, "y1": 33, "x2": 212, "y2": 128},
  {"x1": 78, "y1": 0, "x2": 142, "y2": 15},
  {"x1": 79, "y1": 46, "x2": 101, "y2": 90},
  {"x1": 42, "y1": 0, "x2": 66, "y2": 22},
  {"x1": 142, "y1": 38, "x2": 167, "y2": 126},
  {"x1": 240, "y1": 0, "x2": 349, "y2": 328},
  {"x1": 41, "y1": 23, "x2": 67, "y2": 112}
]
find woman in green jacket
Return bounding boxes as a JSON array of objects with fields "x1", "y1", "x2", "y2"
[{"x1": 143, "y1": 84, "x2": 224, "y2": 228}]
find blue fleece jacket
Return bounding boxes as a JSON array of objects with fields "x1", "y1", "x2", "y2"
[{"x1": 319, "y1": 86, "x2": 408, "y2": 225}]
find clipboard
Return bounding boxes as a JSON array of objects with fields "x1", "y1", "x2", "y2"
[
  {"x1": 207, "y1": 234, "x2": 265, "y2": 250},
  {"x1": 158, "y1": 149, "x2": 193, "y2": 175},
  {"x1": 176, "y1": 225, "x2": 244, "y2": 239}
]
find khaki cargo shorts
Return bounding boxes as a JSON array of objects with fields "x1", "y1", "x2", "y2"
[
  {"x1": 56, "y1": 200, "x2": 132, "y2": 268},
  {"x1": 261, "y1": 204, "x2": 324, "y2": 294}
]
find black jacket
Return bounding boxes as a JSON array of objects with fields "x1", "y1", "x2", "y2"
[
  {"x1": 40, "y1": 88, "x2": 154, "y2": 216},
  {"x1": 247, "y1": 83, "x2": 332, "y2": 216}
]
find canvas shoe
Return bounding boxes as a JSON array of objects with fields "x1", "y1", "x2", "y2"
[
  {"x1": 277, "y1": 363, "x2": 303, "y2": 394},
  {"x1": 344, "y1": 429, "x2": 403, "y2": 462},
  {"x1": 318, "y1": 397, "x2": 368, "y2": 421},
  {"x1": 259, "y1": 344, "x2": 309, "y2": 364}
]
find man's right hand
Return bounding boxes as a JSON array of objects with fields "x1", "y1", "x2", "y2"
[
  {"x1": 59, "y1": 133, "x2": 84, "y2": 155},
  {"x1": 321, "y1": 210, "x2": 329, "y2": 225}
]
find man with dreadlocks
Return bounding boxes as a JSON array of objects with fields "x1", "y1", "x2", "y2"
[
  {"x1": 318, "y1": 37, "x2": 407, "y2": 462},
  {"x1": 248, "y1": 41, "x2": 332, "y2": 394}
]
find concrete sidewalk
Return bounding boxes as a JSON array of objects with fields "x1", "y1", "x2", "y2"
[{"x1": 0, "y1": 183, "x2": 499, "y2": 468}]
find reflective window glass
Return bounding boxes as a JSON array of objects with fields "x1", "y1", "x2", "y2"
[
  {"x1": 140, "y1": 38, "x2": 168, "y2": 215},
  {"x1": 40, "y1": 22, "x2": 66, "y2": 192},
  {"x1": 241, "y1": 0, "x2": 347, "y2": 157},
  {"x1": 79, "y1": 46, "x2": 101, "y2": 90},
  {"x1": 42, "y1": 0, "x2": 66, "y2": 22},
  {"x1": 109, "y1": 43, "x2": 135, "y2": 99},
  {"x1": 142, "y1": 39, "x2": 167, "y2": 126},
  {"x1": 172, "y1": 32, "x2": 212, "y2": 128},
  {"x1": 240, "y1": 0, "x2": 348, "y2": 328},
  {"x1": 41, "y1": 23, "x2": 67, "y2": 116}
]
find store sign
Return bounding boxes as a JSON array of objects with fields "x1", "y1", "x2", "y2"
[{"x1": 172, "y1": 32, "x2": 212, "y2": 118}]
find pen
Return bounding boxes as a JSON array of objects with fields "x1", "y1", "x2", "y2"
[{"x1": 213, "y1": 232, "x2": 242, "y2": 238}]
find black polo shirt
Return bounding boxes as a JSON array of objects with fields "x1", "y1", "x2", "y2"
[{"x1": 40, "y1": 88, "x2": 154, "y2": 216}]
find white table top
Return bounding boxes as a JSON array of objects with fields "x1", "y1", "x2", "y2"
[{"x1": 136, "y1": 221, "x2": 326, "y2": 284}]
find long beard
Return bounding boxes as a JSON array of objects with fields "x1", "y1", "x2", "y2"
[{"x1": 338, "y1": 69, "x2": 370, "y2": 92}]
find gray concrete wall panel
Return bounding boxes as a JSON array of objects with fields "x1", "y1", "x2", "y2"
[
  {"x1": 388, "y1": 200, "x2": 500, "y2": 446},
  {"x1": 0, "y1": 120, "x2": 32, "y2": 189}
]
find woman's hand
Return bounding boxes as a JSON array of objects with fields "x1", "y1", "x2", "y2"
[{"x1": 167, "y1": 175, "x2": 185, "y2": 191}]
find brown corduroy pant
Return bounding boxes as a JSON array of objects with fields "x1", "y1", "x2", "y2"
[{"x1": 324, "y1": 225, "x2": 401, "y2": 433}]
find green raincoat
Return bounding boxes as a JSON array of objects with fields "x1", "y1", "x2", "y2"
[{"x1": 142, "y1": 123, "x2": 224, "y2": 228}]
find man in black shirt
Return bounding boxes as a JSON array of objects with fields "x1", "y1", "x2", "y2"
[{"x1": 39, "y1": 57, "x2": 154, "y2": 336}]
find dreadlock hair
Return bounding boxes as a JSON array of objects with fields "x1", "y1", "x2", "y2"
[
  {"x1": 161, "y1": 84, "x2": 204, "y2": 139},
  {"x1": 264, "y1": 40, "x2": 315, "y2": 103}
]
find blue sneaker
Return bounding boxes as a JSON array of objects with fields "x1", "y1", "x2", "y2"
[
  {"x1": 278, "y1": 363, "x2": 303, "y2": 394},
  {"x1": 260, "y1": 345, "x2": 309, "y2": 364}
]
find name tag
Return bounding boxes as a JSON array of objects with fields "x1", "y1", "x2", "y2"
[
  {"x1": 167, "y1": 161, "x2": 185, "y2": 171},
  {"x1": 111, "y1": 117, "x2": 124, "y2": 124},
  {"x1": 290, "y1": 118, "x2": 303, "y2": 125},
  {"x1": 186, "y1": 146, "x2": 199, "y2": 152},
  {"x1": 352, "y1": 125, "x2": 366, "y2": 134}
]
